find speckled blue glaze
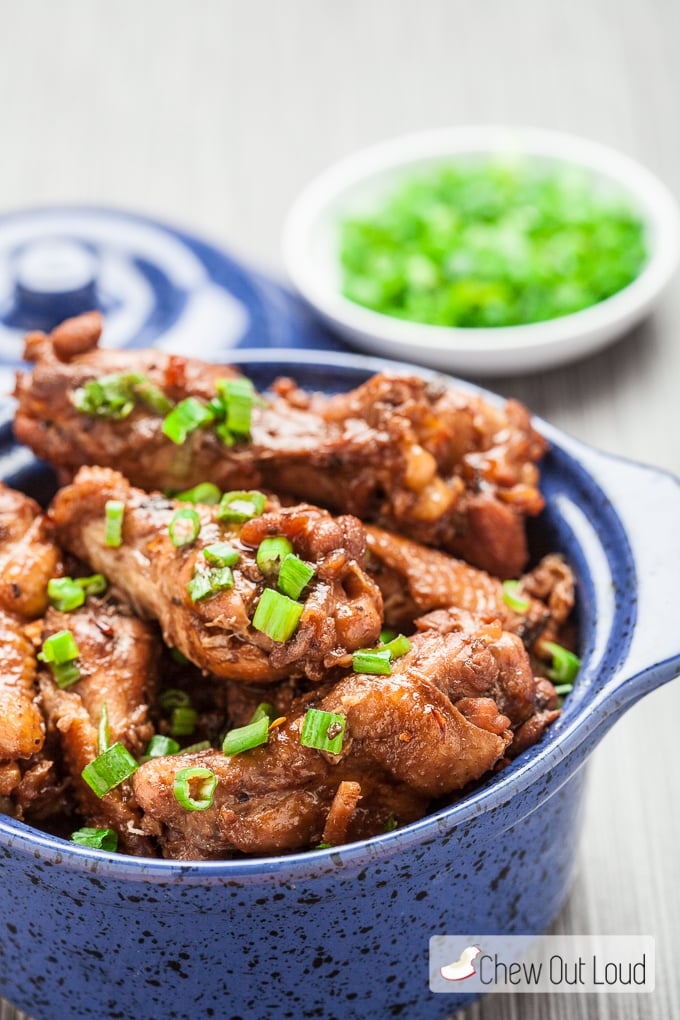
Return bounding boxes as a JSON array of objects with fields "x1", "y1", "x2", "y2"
[{"x1": 1, "y1": 351, "x2": 678, "y2": 1020}]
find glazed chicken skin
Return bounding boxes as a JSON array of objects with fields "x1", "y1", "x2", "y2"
[
  {"x1": 0, "y1": 608, "x2": 44, "y2": 762},
  {"x1": 0, "y1": 482, "x2": 61, "y2": 619},
  {"x1": 132, "y1": 609, "x2": 550, "y2": 859},
  {"x1": 14, "y1": 312, "x2": 546, "y2": 577},
  {"x1": 37, "y1": 598, "x2": 159, "y2": 855},
  {"x1": 49, "y1": 466, "x2": 383, "y2": 683},
  {"x1": 365, "y1": 524, "x2": 574, "y2": 654}
]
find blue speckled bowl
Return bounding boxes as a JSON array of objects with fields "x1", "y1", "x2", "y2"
[{"x1": 1, "y1": 351, "x2": 678, "y2": 1020}]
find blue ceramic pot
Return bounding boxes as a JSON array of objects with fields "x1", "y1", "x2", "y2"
[{"x1": 1, "y1": 351, "x2": 678, "y2": 1020}]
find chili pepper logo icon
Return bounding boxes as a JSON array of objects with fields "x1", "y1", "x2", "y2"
[{"x1": 440, "y1": 945, "x2": 482, "y2": 981}]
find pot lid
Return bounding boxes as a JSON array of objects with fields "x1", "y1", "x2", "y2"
[{"x1": 0, "y1": 205, "x2": 340, "y2": 403}]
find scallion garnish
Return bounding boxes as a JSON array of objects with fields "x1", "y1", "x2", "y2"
[
  {"x1": 300, "y1": 709, "x2": 346, "y2": 754},
  {"x1": 502, "y1": 580, "x2": 530, "y2": 613},
  {"x1": 47, "y1": 574, "x2": 107, "y2": 612},
  {"x1": 51, "y1": 661, "x2": 82, "y2": 688},
  {"x1": 145, "y1": 734, "x2": 181, "y2": 758},
  {"x1": 221, "y1": 378, "x2": 254, "y2": 437},
  {"x1": 255, "y1": 536, "x2": 293, "y2": 575},
  {"x1": 175, "y1": 482, "x2": 222, "y2": 505},
  {"x1": 251, "y1": 588, "x2": 303, "y2": 642},
  {"x1": 170, "y1": 706, "x2": 197, "y2": 737},
  {"x1": 222, "y1": 715, "x2": 269, "y2": 756},
  {"x1": 73, "y1": 372, "x2": 173, "y2": 420},
  {"x1": 81, "y1": 742, "x2": 138, "y2": 798},
  {"x1": 104, "y1": 500, "x2": 125, "y2": 547},
  {"x1": 70, "y1": 827, "x2": 119, "y2": 852},
  {"x1": 159, "y1": 688, "x2": 191, "y2": 709},
  {"x1": 543, "y1": 641, "x2": 581, "y2": 685},
  {"x1": 187, "y1": 565, "x2": 234, "y2": 602},
  {"x1": 379, "y1": 634, "x2": 412, "y2": 659},
  {"x1": 133, "y1": 378, "x2": 174, "y2": 414},
  {"x1": 202, "y1": 542, "x2": 239, "y2": 566},
  {"x1": 380, "y1": 628, "x2": 396, "y2": 645},
  {"x1": 352, "y1": 648, "x2": 392, "y2": 675},
  {"x1": 277, "y1": 553, "x2": 315, "y2": 600},
  {"x1": 73, "y1": 372, "x2": 143, "y2": 420},
  {"x1": 553, "y1": 683, "x2": 574, "y2": 697},
  {"x1": 170, "y1": 648, "x2": 189, "y2": 664},
  {"x1": 168, "y1": 507, "x2": 201, "y2": 547},
  {"x1": 47, "y1": 577, "x2": 84, "y2": 612},
  {"x1": 250, "y1": 703, "x2": 275, "y2": 724},
  {"x1": 162, "y1": 397, "x2": 214, "y2": 445},
  {"x1": 38, "y1": 630, "x2": 81, "y2": 686},
  {"x1": 38, "y1": 630, "x2": 80, "y2": 663},
  {"x1": 98, "y1": 703, "x2": 110, "y2": 754},
  {"x1": 173, "y1": 767, "x2": 217, "y2": 811},
  {"x1": 384, "y1": 815, "x2": 399, "y2": 832},
  {"x1": 216, "y1": 490, "x2": 266, "y2": 524}
]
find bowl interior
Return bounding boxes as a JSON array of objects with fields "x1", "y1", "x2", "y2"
[{"x1": 0, "y1": 349, "x2": 638, "y2": 874}]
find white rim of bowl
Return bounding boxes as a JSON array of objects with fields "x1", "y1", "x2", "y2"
[{"x1": 283, "y1": 125, "x2": 680, "y2": 356}]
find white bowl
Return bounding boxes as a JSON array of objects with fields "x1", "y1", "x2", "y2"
[{"x1": 283, "y1": 126, "x2": 680, "y2": 375}]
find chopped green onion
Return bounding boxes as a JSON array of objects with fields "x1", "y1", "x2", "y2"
[
  {"x1": 173, "y1": 767, "x2": 217, "y2": 812},
  {"x1": 175, "y1": 482, "x2": 222, "y2": 505},
  {"x1": 215, "y1": 422, "x2": 235, "y2": 446},
  {"x1": 252, "y1": 588, "x2": 303, "y2": 642},
  {"x1": 162, "y1": 397, "x2": 214, "y2": 445},
  {"x1": 70, "y1": 827, "x2": 118, "y2": 852},
  {"x1": 543, "y1": 641, "x2": 581, "y2": 685},
  {"x1": 502, "y1": 580, "x2": 530, "y2": 613},
  {"x1": 216, "y1": 490, "x2": 266, "y2": 524},
  {"x1": 77, "y1": 574, "x2": 108, "y2": 596},
  {"x1": 314, "y1": 841, "x2": 331, "y2": 850},
  {"x1": 277, "y1": 553, "x2": 315, "y2": 600},
  {"x1": 187, "y1": 565, "x2": 234, "y2": 602},
  {"x1": 73, "y1": 372, "x2": 172, "y2": 420},
  {"x1": 379, "y1": 628, "x2": 396, "y2": 645},
  {"x1": 98, "y1": 703, "x2": 110, "y2": 754},
  {"x1": 187, "y1": 571, "x2": 213, "y2": 603},
  {"x1": 170, "y1": 648, "x2": 189, "y2": 664},
  {"x1": 226, "y1": 379, "x2": 254, "y2": 436},
  {"x1": 159, "y1": 688, "x2": 192, "y2": 709},
  {"x1": 133, "y1": 378, "x2": 174, "y2": 414},
  {"x1": 47, "y1": 577, "x2": 85, "y2": 612},
  {"x1": 300, "y1": 709, "x2": 346, "y2": 754},
  {"x1": 104, "y1": 500, "x2": 124, "y2": 547},
  {"x1": 352, "y1": 648, "x2": 392, "y2": 675},
  {"x1": 222, "y1": 715, "x2": 269, "y2": 756},
  {"x1": 170, "y1": 706, "x2": 197, "y2": 737},
  {"x1": 81, "y1": 742, "x2": 138, "y2": 798},
  {"x1": 553, "y1": 683, "x2": 574, "y2": 697},
  {"x1": 145, "y1": 734, "x2": 181, "y2": 758},
  {"x1": 384, "y1": 815, "x2": 399, "y2": 832},
  {"x1": 169, "y1": 507, "x2": 201, "y2": 547},
  {"x1": 73, "y1": 372, "x2": 144, "y2": 420},
  {"x1": 38, "y1": 630, "x2": 80, "y2": 665},
  {"x1": 51, "y1": 661, "x2": 82, "y2": 689},
  {"x1": 250, "y1": 703, "x2": 275, "y2": 724},
  {"x1": 256, "y1": 536, "x2": 293, "y2": 575},
  {"x1": 379, "y1": 634, "x2": 412, "y2": 659},
  {"x1": 47, "y1": 574, "x2": 108, "y2": 612},
  {"x1": 38, "y1": 631, "x2": 81, "y2": 691},
  {"x1": 202, "y1": 542, "x2": 239, "y2": 566}
]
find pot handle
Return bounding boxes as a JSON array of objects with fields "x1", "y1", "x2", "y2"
[{"x1": 566, "y1": 439, "x2": 680, "y2": 706}]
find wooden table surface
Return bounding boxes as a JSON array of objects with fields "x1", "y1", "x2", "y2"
[{"x1": 0, "y1": 2, "x2": 678, "y2": 1019}]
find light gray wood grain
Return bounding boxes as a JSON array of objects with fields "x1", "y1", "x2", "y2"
[{"x1": 0, "y1": 2, "x2": 678, "y2": 1018}]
